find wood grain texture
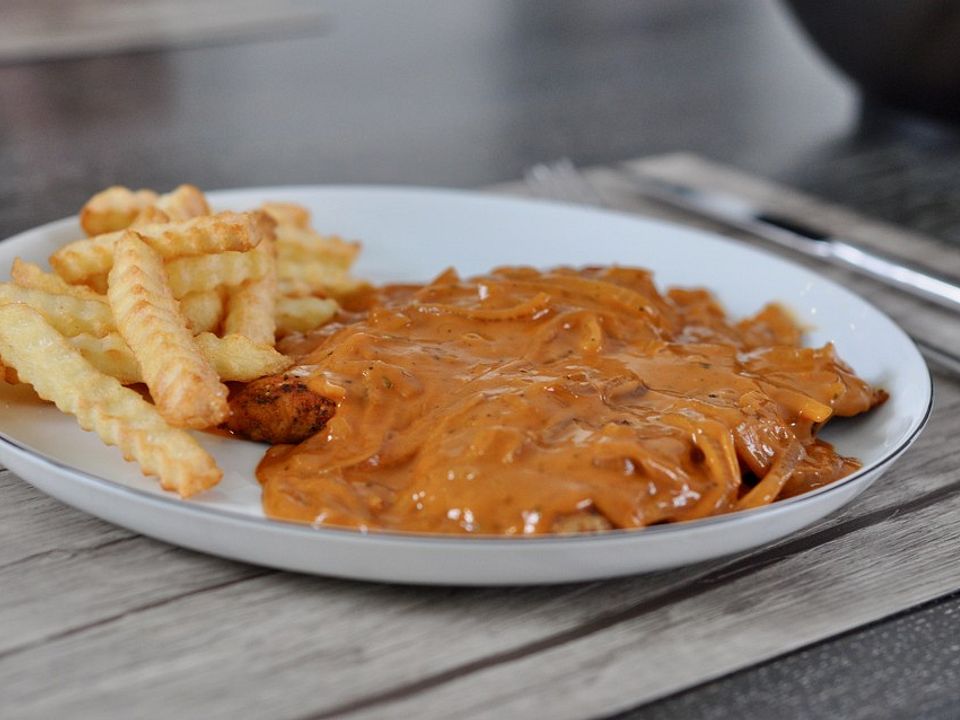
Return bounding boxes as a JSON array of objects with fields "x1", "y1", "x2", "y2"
[
  {"x1": 3, "y1": 156, "x2": 960, "y2": 718},
  {"x1": 627, "y1": 589, "x2": 960, "y2": 720},
  {"x1": 0, "y1": 537, "x2": 266, "y2": 658},
  {"x1": 0, "y1": 470, "x2": 134, "y2": 568}
]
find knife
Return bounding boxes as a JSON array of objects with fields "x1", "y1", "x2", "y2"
[
  {"x1": 622, "y1": 171, "x2": 960, "y2": 315},
  {"x1": 620, "y1": 168, "x2": 960, "y2": 376}
]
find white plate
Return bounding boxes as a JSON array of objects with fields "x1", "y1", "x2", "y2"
[{"x1": 0, "y1": 186, "x2": 932, "y2": 585}]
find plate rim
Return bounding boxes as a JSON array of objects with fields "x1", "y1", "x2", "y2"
[
  {"x1": 0, "y1": 390, "x2": 932, "y2": 546},
  {"x1": 0, "y1": 184, "x2": 935, "y2": 545}
]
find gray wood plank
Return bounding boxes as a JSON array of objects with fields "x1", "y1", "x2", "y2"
[
  {"x1": 0, "y1": 470, "x2": 133, "y2": 568},
  {"x1": 0, "y1": 535, "x2": 267, "y2": 656}
]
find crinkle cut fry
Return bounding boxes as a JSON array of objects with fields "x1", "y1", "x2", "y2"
[
  {"x1": 194, "y1": 333, "x2": 292, "y2": 380},
  {"x1": 11, "y1": 258, "x2": 106, "y2": 302},
  {"x1": 0, "y1": 283, "x2": 114, "y2": 337},
  {"x1": 223, "y1": 238, "x2": 277, "y2": 345},
  {"x1": 275, "y1": 296, "x2": 339, "y2": 334},
  {"x1": 275, "y1": 226, "x2": 360, "y2": 270},
  {"x1": 179, "y1": 289, "x2": 225, "y2": 334},
  {"x1": 166, "y1": 246, "x2": 274, "y2": 297},
  {"x1": 78, "y1": 184, "x2": 209, "y2": 238},
  {"x1": 155, "y1": 184, "x2": 210, "y2": 221},
  {"x1": 276, "y1": 267, "x2": 369, "y2": 300},
  {"x1": 131, "y1": 206, "x2": 171, "y2": 227},
  {"x1": 108, "y1": 231, "x2": 229, "y2": 429},
  {"x1": 51, "y1": 211, "x2": 266, "y2": 284},
  {"x1": 70, "y1": 331, "x2": 291, "y2": 384},
  {"x1": 0, "y1": 304, "x2": 220, "y2": 496},
  {"x1": 261, "y1": 201, "x2": 311, "y2": 229},
  {"x1": 69, "y1": 333, "x2": 143, "y2": 385},
  {"x1": 80, "y1": 186, "x2": 158, "y2": 237}
]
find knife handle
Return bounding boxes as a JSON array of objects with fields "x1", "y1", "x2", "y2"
[{"x1": 826, "y1": 240, "x2": 960, "y2": 315}]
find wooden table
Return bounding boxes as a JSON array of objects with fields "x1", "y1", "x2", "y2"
[{"x1": 3, "y1": 2, "x2": 960, "y2": 718}]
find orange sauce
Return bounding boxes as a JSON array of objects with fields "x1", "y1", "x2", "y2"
[{"x1": 258, "y1": 266, "x2": 885, "y2": 535}]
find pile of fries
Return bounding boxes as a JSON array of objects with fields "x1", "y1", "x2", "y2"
[{"x1": 0, "y1": 184, "x2": 364, "y2": 497}]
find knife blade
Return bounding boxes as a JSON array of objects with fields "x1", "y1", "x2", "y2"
[{"x1": 622, "y1": 171, "x2": 960, "y2": 315}]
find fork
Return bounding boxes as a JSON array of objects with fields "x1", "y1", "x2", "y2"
[{"x1": 523, "y1": 158, "x2": 960, "y2": 377}]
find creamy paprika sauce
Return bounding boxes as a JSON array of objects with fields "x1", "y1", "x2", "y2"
[{"x1": 258, "y1": 266, "x2": 886, "y2": 535}]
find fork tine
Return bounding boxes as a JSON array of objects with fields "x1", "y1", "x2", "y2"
[
  {"x1": 523, "y1": 159, "x2": 608, "y2": 208},
  {"x1": 523, "y1": 162, "x2": 564, "y2": 199}
]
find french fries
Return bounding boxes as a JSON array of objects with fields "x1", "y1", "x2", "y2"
[
  {"x1": 276, "y1": 296, "x2": 339, "y2": 334},
  {"x1": 131, "y1": 206, "x2": 171, "y2": 228},
  {"x1": 262, "y1": 201, "x2": 311, "y2": 230},
  {"x1": 275, "y1": 226, "x2": 359, "y2": 271},
  {"x1": 51, "y1": 211, "x2": 267, "y2": 284},
  {"x1": 179, "y1": 289, "x2": 226, "y2": 334},
  {"x1": 0, "y1": 284, "x2": 115, "y2": 337},
  {"x1": 165, "y1": 246, "x2": 273, "y2": 297},
  {"x1": 223, "y1": 239, "x2": 277, "y2": 345},
  {"x1": 71, "y1": 332, "x2": 291, "y2": 384},
  {"x1": 0, "y1": 187, "x2": 356, "y2": 498},
  {"x1": 194, "y1": 333, "x2": 291, "y2": 381},
  {"x1": 11, "y1": 258, "x2": 106, "y2": 302},
  {"x1": 108, "y1": 231, "x2": 229, "y2": 429},
  {"x1": 80, "y1": 186, "x2": 159, "y2": 237},
  {"x1": 276, "y1": 267, "x2": 368, "y2": 300},
  {"x1": 264, "y1": 204, "x2": 364, "y2": 304},
  {"x1": 69, "y1": 333, "x2": 143, "y2": 385},
  {"x1": 155, "y1": 184, "x2": 210, "y2": 221},
  {"x1": 78, "y1": 184, "x2": 208, "y2": 237},
  {"x1": 0, "y1": 305, "x2": 220, "y2": 496}
]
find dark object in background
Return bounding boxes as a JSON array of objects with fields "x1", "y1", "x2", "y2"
[{"x1": 785, "y1": 0, "x2": 960, "y2": 122}]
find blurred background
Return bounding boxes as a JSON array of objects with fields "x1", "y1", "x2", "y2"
[{"x1": 2, "y1": 0, "x2": 959, "y2": 241}]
